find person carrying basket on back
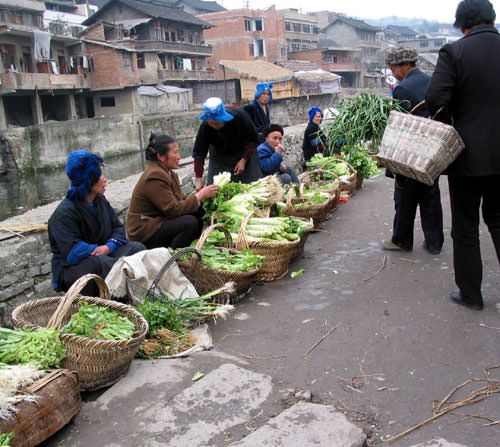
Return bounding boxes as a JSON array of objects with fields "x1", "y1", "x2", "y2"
[{"x1": 381, "y1": 46, "x2": 444, "y2": 255}]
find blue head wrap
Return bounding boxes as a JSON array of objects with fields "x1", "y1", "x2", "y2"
[
  {"x1": 199, "y1": 97, "x2": 234, "y2": 122},
  {"x1": 308, "y1": 107, "x2": 322, "y2": 123},
  {"x1": 66, "y1": 150, "x2": 104, "y2": 201},
  {"x1": 255, "y1": 82, "x2": 273, "y2": 102}
]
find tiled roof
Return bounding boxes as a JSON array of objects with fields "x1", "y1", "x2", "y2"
[
  {"x1": 323, "y1": 16, "x2": 380, "y2": 33},
  {"x1": 83, "y1": 0, "x2": 211, "y2": 28},
  {"x1": 218, "y1": 60, "x2": 294, "y2": 81},
  {"x1": 175, "y1": 0, "x2": 225, "y2": 12}
]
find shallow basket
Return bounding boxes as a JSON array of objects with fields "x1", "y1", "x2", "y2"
[
  {"x1": 375, "y1": 109, "x2": 465, "y2": 186},
  {"x1": 283, "y1": 184, "x2": 339, "y2": 227},
  {"x1": 177, "y1": 224, "x2": 260, "y2": 300},
  {"x1": 0, "y1": 369, "x2": 81, "y2": 447},
  {"x1": 12, "y1": 274, "x2": 149, "y2": 391},
  {"x1": 232, "y1": 213, "x2": 300, "y2": 282},
  {"x1": 298, "y1": 169, "x2": 340, "y2": 194}
]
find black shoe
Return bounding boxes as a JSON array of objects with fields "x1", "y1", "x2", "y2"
[
  {"x1": 422, "y1": 241, "x2": 441, "y2": 255},
  {"x1": 450, "y1": 291, "x2": 483, "y2": 310}
]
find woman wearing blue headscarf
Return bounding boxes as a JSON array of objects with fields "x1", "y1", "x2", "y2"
[
  {"x1": 244, "y1": 82, "x2": 273, "y2": 142},
  {"x1": 302, "y1": 107, "x2": 328, "y2": 164},
  {"x1": 48, "y1": 150, "x2": 145, "y2": 293}
]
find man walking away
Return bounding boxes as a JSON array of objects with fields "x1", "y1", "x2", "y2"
[{"x1": 426, "y1": 0, "x2": 500, "y2": 311}]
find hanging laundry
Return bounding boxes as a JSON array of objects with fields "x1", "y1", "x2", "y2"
[
  {"x1": 82, "y1": 55, "x2": 89, "y2": 69},
  {"x1": 50, "y1": 60, "x2": 59, "y2": 74},
  {"x1": 182, "y1": 58, "x2": 192, "y2": 70},
  {"x1": 33, "y1": 31, "x2": 51, "y2": 61}
]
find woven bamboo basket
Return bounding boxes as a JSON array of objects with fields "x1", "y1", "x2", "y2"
[
  {"x1": 12, "y1": 274, "x2": 149, "y2": 391},
  {"x1": 288, "y1": 216, "x2": 315, "y2": 263},
  {"x1": 233, "y1": 213, "x2": 300, "y2": 282},
  {"x1": 298, "y1": 169, "x2": 340, "y2": 194},
  {"x1": 283, "y1": 184, "x2": 339, "y2": 227},
  {"x1": 147, "y1": 247, "x2": 233, "y2": 305},
  {"x1": 176, "y1": 224, "x2": 260, "y2": 298},
  {"x1": 0, "y1": 369, "x2": 81, "y2": 447},
  {"x1": 375, "y1": 107, "x2": 464, "y2": 186}
]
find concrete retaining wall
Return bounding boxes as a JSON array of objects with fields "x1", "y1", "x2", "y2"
[{"x1": 0, "y1": 123, "x2": 307, "y2": 326}]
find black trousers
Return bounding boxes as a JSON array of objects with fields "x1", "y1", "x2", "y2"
[
  {"x1": 392, "y1": 175, "x2": 444, "y2": 251},
  {"x1": 62, "y1": 241, "x2": 146, "y2": 295},
  {"x1": 448, "y1": 175, "x2": 500, "y2": 305},
  {"x1": 144, "y1": 211, "x2": 204, "y2": 250}
]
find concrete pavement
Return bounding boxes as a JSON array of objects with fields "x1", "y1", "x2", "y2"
[{"x1": 44, "y1": 174, "x2": 499, "y2": 447}]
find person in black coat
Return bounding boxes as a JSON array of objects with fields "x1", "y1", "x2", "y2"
[
  {"x1": 381, "y1": 46, "x2": 444, "y2": 255},
  {"x1": 48, "y1": 151, "x2": 145, "y2": 294},
  {"x1": 244, "y1": 82, "x2": 272, "y2": 142},
  {"x1": 193, "y1": 97, "x2": 262, "y2": 191},
  {"x1": 426, "y1": 0, "x2": 500, "y2": 310},
  {"x1": 302, "y1": 107, "x2": 328, "y2": 164}
]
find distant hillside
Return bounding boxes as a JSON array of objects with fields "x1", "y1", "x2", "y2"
[{"x1": 364, "y1": 16, "x2": 461, "y2": 36}]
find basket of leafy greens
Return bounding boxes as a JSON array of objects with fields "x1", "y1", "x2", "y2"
[
  {"x1": 306, "y1": 154, "x2": 357, "y2": 195},
  {"x1": 12, "y1": 274, "x2": 148, "y2": 391},
  {"x1": 175, "y1": 224, "x2": 263, "y2": 296},
  {"x1": 340, "y1": 144, "x2": 380, "y2": 189}
]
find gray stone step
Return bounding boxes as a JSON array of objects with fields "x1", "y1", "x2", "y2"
[{"x1": 232, "y1": 401, "x2": 366, "y2": 447}]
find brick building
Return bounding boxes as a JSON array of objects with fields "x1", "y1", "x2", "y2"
[
  {"x1": 280, "y1": 8, "x2": 319, "y2": 54},
  {"x1": 197, "y1": 6, "x2": 286, "y2": 66}
]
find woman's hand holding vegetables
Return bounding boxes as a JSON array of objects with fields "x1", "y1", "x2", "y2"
[
  {"x1": 234, "y1": 158, "x2": 246, "y2": 175},
  {"x1": 196, "y1": 184, "x2": 219, "y2": 201}
]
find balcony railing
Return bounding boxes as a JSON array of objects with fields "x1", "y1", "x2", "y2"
[
  {"x1": 322, "y1": 62, "x2": 363, "y2": 72},
  {"x1": 119, "y1": 40, "x2": 213, "y2": 56},
  {"x1": 0, "y1": 71, "x2": 90, "y2": 91},
  {"x1": 158, "y1": 69, "x2": 214, "y2": 82}
]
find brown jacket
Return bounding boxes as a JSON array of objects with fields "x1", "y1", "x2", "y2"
[{"x1": 126, "y1": 161, "x2": 199, "y2": 242}]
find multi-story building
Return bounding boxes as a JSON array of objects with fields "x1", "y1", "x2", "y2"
[
  {"x1": 383, "y1": 25, "x2": 417, "y2": 42},
  {"x1": 280, "y1": 8, "x2": 319, "y2": 55},
  {"x1": 174, "y1": 0, "x2": 225, "y2": 16},
  {"x1": 397, "y1": 36, "x2": 448, "y2": 53},
  {"x1": 197, "y1": 6, "x2": 286, "y2": 66},
  {"x1": 0, "y1": 0, "x2": 91, "y2": 129},
  {"x1": 288, "y1": 38, "x2": 362, "y2": 87}
]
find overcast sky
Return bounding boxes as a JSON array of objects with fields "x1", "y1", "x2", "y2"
[{"x1": 218, "y1": 0, "x2": 500, "y2": 23}]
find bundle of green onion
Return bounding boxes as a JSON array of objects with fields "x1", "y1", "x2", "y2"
[
  {"x1": 0, "y1": 432, "x2": 14, "y2": 446},
  {"x1": 0, "y1": 327, "x2": 66, "y2": 369}
]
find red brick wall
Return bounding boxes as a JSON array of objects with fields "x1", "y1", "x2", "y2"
[
  {"x1": 288, "y1": 49, "x2": 323, "y2": 66},
  {"x1": 198, "y1": 7, "x2": 285, "y2": 66},
  {"x1": 81, "y1": 23, "x2": 105, "y2": 41}
]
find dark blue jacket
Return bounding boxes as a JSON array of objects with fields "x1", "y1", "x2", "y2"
[
  {"x1": 257, "y1": 141, "x2": 283, "y2": 175},
  {"x1": 393, "y1": 68, "x2": 430, "y2": 117}
]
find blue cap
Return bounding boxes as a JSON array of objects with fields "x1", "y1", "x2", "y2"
[
  {"x1": 308, "y1": 107, "x2": 322, "y2": 122},
  {"x1": 66, "y1": 150, "x2": 103, "y2": 201},
  {"x1": 255, "y1": 82, "x2": 273, "y2": 102},
  {"x1": 199, "y1": 97, "x2": 234, "y2": 122}
]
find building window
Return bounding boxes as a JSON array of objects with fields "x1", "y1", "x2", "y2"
[
  {"x1": 178, "y1": 30, "x2": 184, "y2": 41},
  {"x1": 254, "y1": 18, "x2": 263, "y2": 31},
  {"x1": 256, "y1": 39, "x2": 265, "y2": 56},
  {"x1": 285, "y1": 21, "x2": 291, "y2": 31},
  {"x1": 249, "y1": 42, "x2": 254, "y2": 56},
  {"x1": 123, "y1": 52, "x2": 132, "y2": 71},
  {"x1": 244, "y1": 18, "x2": 251, "y2": 31},
  {"x1": 303, "y1": 24, "x2": 311, "y2": 33},
  {"x1": 313, "y1": 26, "x2": 320, "y2": 34},
  {"x1": 280, "y1": 47, "x2": 286, "y2": 57},
  {"x1": 165, "y1": 30, "x2": 170, "y2": 41},
  {"x1": 137, "y1": 52, "x2": 145, "y2": 69},
  {"x1": 158, "y1": 53, "x2": 166, "y2": 69},
  {"x1": 420, "y1": 40, "x2": 429, "y2": 48},
  {"x1": 293, "y1": 23, "x2": 301, "y2": 33},
  {"x1": 100, "y1": 97, "x2": 116, "y2": 107}
]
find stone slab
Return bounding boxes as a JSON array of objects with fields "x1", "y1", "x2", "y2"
[{"x1": 233, "y1": 402, "x2": 366, "y2": 447}]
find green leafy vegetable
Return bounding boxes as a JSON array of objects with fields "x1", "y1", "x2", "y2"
[
  {"x1": 62, "y1": 303, "x2": 135, "y2": 340},
  {"x1": 0, "y1": 433, "x2": 14, "y2": 446},
  {"x1": 290, "y1": 269, "x2": 305, "y2": 278},
  {"x1": 0, "y1": 327, "x2": 66, "y2": 369}
]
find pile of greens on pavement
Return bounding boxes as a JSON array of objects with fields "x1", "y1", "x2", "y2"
[
  {"x1": 0, "y1": 327, "x2": 66, "y2": 369},
  {"x1": 62, "y1": 302, "x2": 135, "y2": 340}
]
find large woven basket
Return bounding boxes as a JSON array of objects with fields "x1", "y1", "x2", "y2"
[
  {"x1": 177, "y1": 224, "x2": 260, "y2": 299},
  {"x1": 298, "y1": 169, "x2": 340, "y2": 194},
  {"x1": 376, "y1": 109, "x2": 465, "y2": 185},
  {"x1": 283, "y1": 184, "x2": 339, "y2": 227},
  {"x1": 12, "y1": 274, "x2": 149, "y2": 391},
  {"x1": 0, "y1": 369, "x2": 81, "y2": 447},
  {"x1": 288, "y1": 216, "x2": 315, "y2": 263},
  {"x1": 233, "y1": 213, "x2": 300, "y2": 282}
]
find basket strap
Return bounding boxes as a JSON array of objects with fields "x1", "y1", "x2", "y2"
[
  {"x1": 410, "y1": 100, "x2": 446, "y2": 122},
  {"x1": 146, "y1": 247, "x2": 200, "y2": 300},
  {"x1": 195, "y1": 224, "x2": 232, "y2": 255},
  {"x1": 47, "y1": 274, "x2": 109, "y2": 330}
]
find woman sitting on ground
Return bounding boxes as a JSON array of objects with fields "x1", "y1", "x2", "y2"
[
  {"x1": 127, "y1": 134, "x2": 218, "y2": 249},
  {"x1": 48, "y1": 150, "x2": 145, "y2": 293},
  {"x1": 302, "y1": 107, "x2": 328, "y2": 164},
  {"x1": 257, "y1": 124, "x2": 299, "y2": 185}
]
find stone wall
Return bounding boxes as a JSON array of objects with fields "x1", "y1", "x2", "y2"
[
  {"x1": 0, "y1": 123, "x2": 307, "y2": 326},
  {"x1": 0, "y1": 93, "x2": 334, "y2": 174}
]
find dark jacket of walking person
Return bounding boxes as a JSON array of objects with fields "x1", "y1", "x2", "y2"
[
  {"x1": 244, "y1": 82, "x2": 272, "y2": 142},
  {"x1": 381, "y1": 46, "x2": 444, "y2": 255},
  {"x1": 193, "y1": 97, "x2": 262, "y2": 192},
  {"x1": 302, "y1": 107, "x2": 328, "y2": 163},
  {"x1": 425, "y1": 0, "x2": 500, "y2": 310},
  {"x1": 127, "y1": 134, "x2": 218, "y2": 249},
  {"x1": 48, "y1": 151, "x2": 145, "y2": 294}
]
